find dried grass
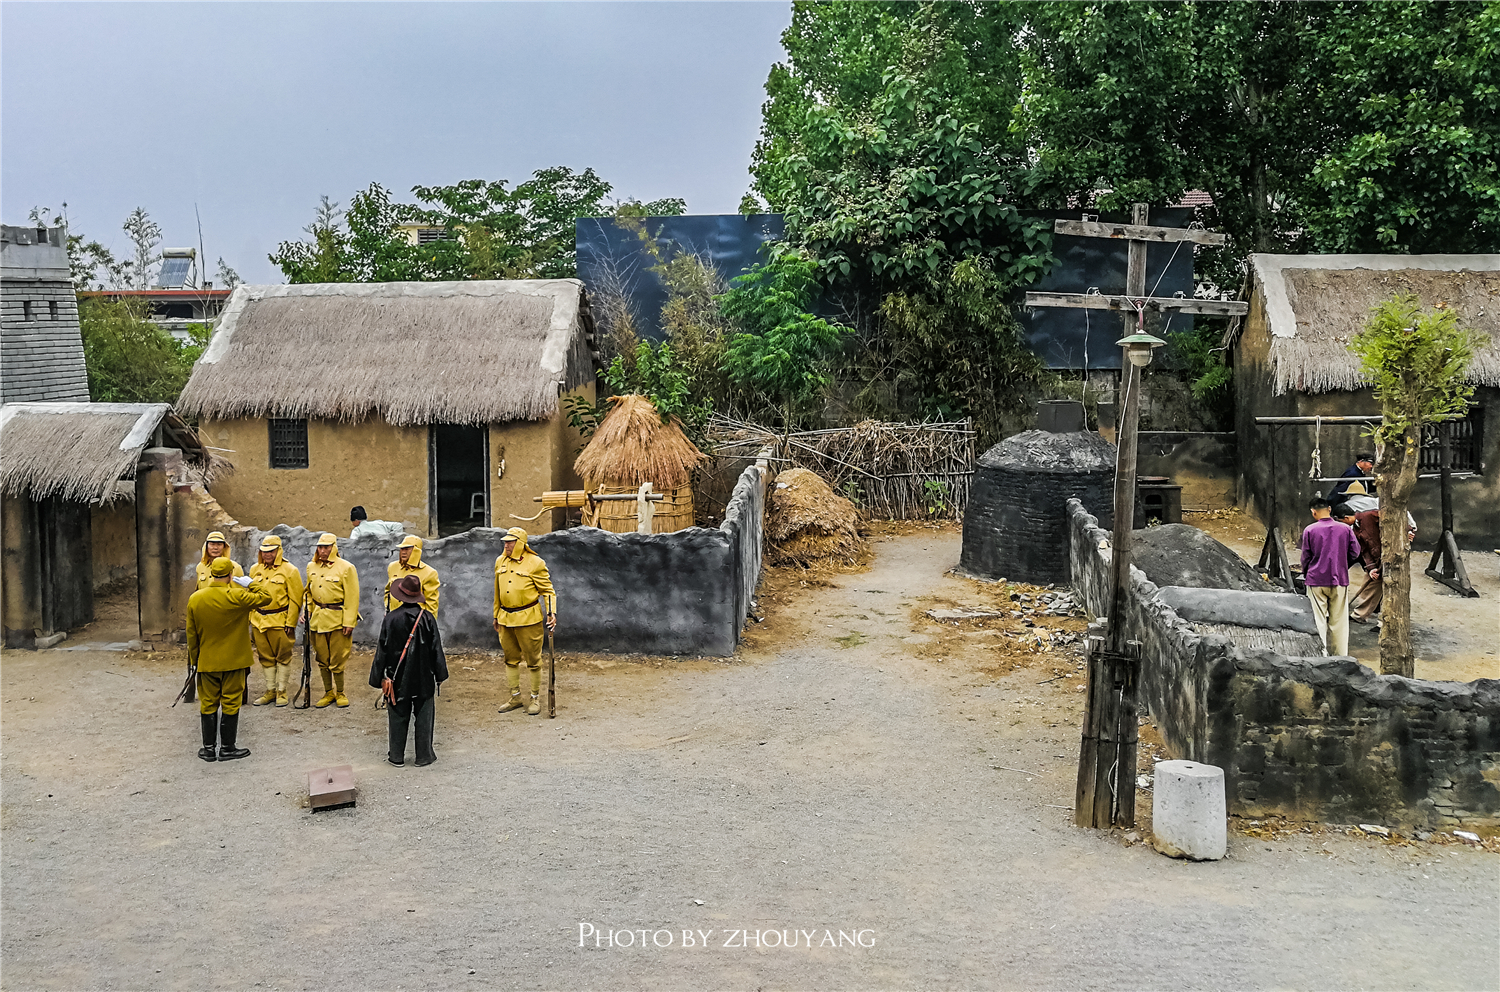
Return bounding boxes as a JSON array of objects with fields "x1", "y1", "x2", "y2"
[
  {"x1": 1270, "y1": 267, "x2": 1500, "y2": 394},
  {"x1": 709, "y1": 416, "x2": 977, "y2": 520},
  {"x1": 574, "y1": 394, "x2": 707, "y2": 489},
  {"x1": 766, "y1": 467, "x2": 867, "y2": 566},
  {"x1": 0, "y1": 404, "x2": 219, "y2": 503},
  {"x1": 177, "y1": 281, "x2": 595, "y2": 425}
]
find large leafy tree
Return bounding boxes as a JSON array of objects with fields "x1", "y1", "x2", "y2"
[
  {"x1": 270, "y1": 167, "x2": 629, "y2": 283},
  {"x1": 751, "y1": 3, "x2": 1052, "y2": 439}
]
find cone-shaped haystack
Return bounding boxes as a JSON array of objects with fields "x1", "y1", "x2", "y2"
[{"x1": 574, "y1": 394, "x2": 707, "y2": 533}]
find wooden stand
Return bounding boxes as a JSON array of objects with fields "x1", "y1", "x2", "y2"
[
  {"x1": 1425, "y1": 422, "x2": 1479, "y2": 598},
  {"x1": 1076, "y1": 636, "x2": 1142, "y2": 828}
]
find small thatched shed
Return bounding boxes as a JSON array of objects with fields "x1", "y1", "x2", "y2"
[
  {"x1": 0, "y1": 402, "x2": 213, "y2": 646},
  {"x1": 175, "y1": 280, "x2": 598, "y2": 538},
  {"x1": 573, "y1": 394, "x2": 706, "y2": 533},
  {"x1": 1230, "y1": 254, "x2": 1500, "y2": 547}
]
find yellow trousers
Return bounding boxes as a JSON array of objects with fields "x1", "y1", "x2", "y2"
[
  {"x1": 199, "y1": 668, "x2": 248, "y2": 716},
  {"x1": 252, "y1": 627, "x2": 294, "y2": 670},
  {"x1": 311, "y1": 629, "x2": 352, "y2": 675},
  {"x1": 499, "y1": 621, "x2": 545, "y2": 694}
]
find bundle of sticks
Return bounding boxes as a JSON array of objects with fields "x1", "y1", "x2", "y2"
[{"x1": 706, "y1": 415, "x2": 977, "y2": 520}]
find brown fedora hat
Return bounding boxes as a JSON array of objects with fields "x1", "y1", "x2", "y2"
[{"x1": 390, "y1": 575, "x2": 425, "y2": 604}]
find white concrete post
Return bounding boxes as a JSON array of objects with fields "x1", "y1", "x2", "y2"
[{"x1": 1151, "y1": 760, "x2": 1227, "y2": 860}]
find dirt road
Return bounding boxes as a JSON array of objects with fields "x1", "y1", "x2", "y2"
[{"x1": 3, "y1": 530, "x2": 1496, "y2": 990}]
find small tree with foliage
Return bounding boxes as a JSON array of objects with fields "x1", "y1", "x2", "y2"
[
  {"x1": 78, "y1": 297, "x2": 209, "y2": 403},
  {"x1": 1349, "y1": 294, "x2": 1488, "y2": 677},
  {"x1": 718, "y1": 249, "x2": 852, "y2": 428}
]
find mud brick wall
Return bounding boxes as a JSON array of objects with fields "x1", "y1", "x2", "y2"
[
  {"x1": 180, "y1": 460, "x2": 770, "y2": 657},
  {"x1": 1067, "y1": 499, "x2": 1500, "y2": 828}
]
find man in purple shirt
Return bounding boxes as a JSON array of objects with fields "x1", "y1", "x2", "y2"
[{"x1": 1300, "y1": 496, "x2": 1362, "y2": 656}]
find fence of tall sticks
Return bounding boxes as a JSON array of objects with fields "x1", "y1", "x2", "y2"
[{"x1": 705, "y1": 416, "x2": 977, "y2": 521}]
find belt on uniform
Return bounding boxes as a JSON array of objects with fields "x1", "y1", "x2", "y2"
[
  {"x1": 255, "y1": 607, "x2": 288, "y2": 615},
  {"x1": 313, "y1": 601, "x2": 344, "y2": 608},
  {"x1": 501, "y1": 599, "x2": 540, "y2": 612}
]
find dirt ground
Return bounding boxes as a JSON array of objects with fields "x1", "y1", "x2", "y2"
[
  {"x1": 3, "y1": 528, "x2": 1497, "y2": 991},
  {"x1": 1188, "y1": 508, "x2": 1500, "y2": 682}
]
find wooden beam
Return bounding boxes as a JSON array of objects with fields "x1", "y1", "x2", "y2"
[
  {"x1": 1053, "y1": 219, "x2": 1227, "y2": 246},
  {"x1": 1024, "y1": 292, "x2": 1248, "y2": 316}
]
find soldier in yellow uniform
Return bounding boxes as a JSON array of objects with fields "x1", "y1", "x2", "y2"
[
  {"x1": 493, "y1": 527, "x2": 557, "y2": 716},
  {"x1": 249, "y1": 535, "x2": 305, "y2": 707},
  {"x1": 305, "y1": 532, "x2": 360, "y2": 708},
  {"x1": 194, "y1": 531, "x2": 243, "y2": 590},
  {"x1": 385, "y1": 535, "x2": 440, "y2": 617},
  {"x1": 187, "y1": 558, "x2": 272, "y2": 761}
]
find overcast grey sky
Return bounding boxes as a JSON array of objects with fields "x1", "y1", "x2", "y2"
[{"x1": 1, "y1": 2, "x2": 791, "y2": 284}]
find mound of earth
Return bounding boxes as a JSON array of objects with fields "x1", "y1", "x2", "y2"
[
  {"x1": 1130, "y1": 523, "x2": 1273, "y2": 592},
  {"x1": 767, "y1": 468, "x2": 866, "y2": 566}
]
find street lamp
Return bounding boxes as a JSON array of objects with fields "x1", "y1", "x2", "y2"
[{"x1": 1116, "y1": 332, "x2": 1167, "y2": 368}]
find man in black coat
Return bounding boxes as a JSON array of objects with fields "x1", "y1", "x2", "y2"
[
  {"x1": 370, "y1": 575, "x2": 448, "y2": 766},
  {"x1": 1326, "y1": 453, "x2": 1376, "y2": 503}
]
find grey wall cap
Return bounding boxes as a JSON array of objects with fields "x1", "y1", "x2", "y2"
[{"x1": 1157, "y1": 585, "x2": 1320, "y2": 636}]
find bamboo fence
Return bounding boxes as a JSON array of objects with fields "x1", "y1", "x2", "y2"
[{"x1": 706, "y1": 415, "x2": 977, "y2": 520}]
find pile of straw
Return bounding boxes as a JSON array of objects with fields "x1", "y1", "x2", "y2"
[
  {"x1": 574, "y1": 394, "x2": 707, "y2": 488},
  {"x1": 767, "y1": 467, "x2": 866, "y2": 566}
]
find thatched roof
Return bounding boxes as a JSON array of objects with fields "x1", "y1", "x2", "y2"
[
  {"x1": 1251, "y1": 254, "x2": 1500, "y2": 394},
  {"x1": 0, "y1": 403, "x2": 212, "y2": 503},
  {"x1": 573, "y1": 394, "x2": 706, "y2": 488},
  {"x1": 176, "y1": 280, "x2": 597, "y2": 425}
]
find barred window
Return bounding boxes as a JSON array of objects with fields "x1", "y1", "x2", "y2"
[
  {"x1": 1419, "y1": 410, "x2": 1482, "y2": 474},
  {"x1": 269, "y1": 418, "x2": 309, "y2": 469}
]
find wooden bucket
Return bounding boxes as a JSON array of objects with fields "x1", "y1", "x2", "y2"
[{"x1": 585, "y1": 483, "x2": 695, "y2": 534}]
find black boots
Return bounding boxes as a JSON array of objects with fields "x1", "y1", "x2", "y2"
[
  {"x1": 217, "y1": 713, "x2": 250, "y2": 761},
  {"x1": 199, "y1": 714, "x2": 218, "y2": 762}
]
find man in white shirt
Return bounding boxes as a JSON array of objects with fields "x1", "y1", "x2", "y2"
[{"x1": 348, "y1": 505, "x2": 405, "y2": 541}]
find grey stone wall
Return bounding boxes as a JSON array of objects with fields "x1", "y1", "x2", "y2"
[
  {"x1": 1067, "y1": 499, "x2": 1500, "y2": 828},
  {"x1": 207, "y1": 460, "x2": 770, "y2": 657},
  {"x1": 1, "y1": 226, "x2": 89, "y2": 403}
]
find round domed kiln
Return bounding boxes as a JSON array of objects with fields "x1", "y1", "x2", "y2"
[{"x1": 960, "y1": 428, "x2": 1117, "y2": 585}]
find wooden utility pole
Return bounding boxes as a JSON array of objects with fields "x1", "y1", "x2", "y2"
[{"x1": 1026, "y1": 204, "x2": 1248, "y2": 829}]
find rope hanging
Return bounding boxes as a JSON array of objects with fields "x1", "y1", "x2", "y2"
[{"x1": 1308, "y1": 415, "x2": 1322, "y2": 480}]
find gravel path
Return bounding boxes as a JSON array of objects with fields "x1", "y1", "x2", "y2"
[{"x1": 3, "y1": 532, "x2": 1496, "y2": 991}]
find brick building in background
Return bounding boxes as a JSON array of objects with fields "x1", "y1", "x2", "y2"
[{"x1": 1, "y1": 224, "x2": 89, "y2": 403}]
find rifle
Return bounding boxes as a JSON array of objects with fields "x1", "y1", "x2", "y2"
[
  {"x1": 293, "y1": 609, "x2": 312, "y2": 708},
  {"x1": 173, "y1": 658, "x2": 197, "y2": 707},
  {"x1": 546, "y1": 600, "x2": 557, "y2": 719}
]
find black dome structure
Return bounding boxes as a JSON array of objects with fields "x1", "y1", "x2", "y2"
[{"x1": 960, "y1": 429, "x2": 1116, "y2": 584}]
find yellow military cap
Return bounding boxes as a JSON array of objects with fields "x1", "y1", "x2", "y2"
[
  {"x1": 503, "y1": 527, "x2": 526, "y2": 542},
  {"x1": 316, "y1": 532, "x2": 337, "y2": 546},
  {"x1": 210, "y1": 557, "x2": 237, "y2": 577},
  {"x1": 206, "y1": 531, "x2": 227, "y2": 543},
  {"x1": 259, "y1": 535, "x2": 282, "y2": 551},
  {"x1": 399, "y1": 535, "x2": 422, "y2": 549}
]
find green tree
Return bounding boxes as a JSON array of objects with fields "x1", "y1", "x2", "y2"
[
  {"x1": 78, "y1": 297, "x2": 209, "y2": 403},
  {"x1": 750, "y1": 4, "x2": 1053, "y2": 435},
  {"x1": 718, "y1": 249, "x2": 852, "y2": 427},
  {"x1": 270, "y1": 168, "x2": 623, "y2": 283},
  {"x1": 1300, "y1": 1, "x2": 1500, "y2": 253},
  {"x1": 1349, "y1": 294, "x2": 1488, "y2": 677}
]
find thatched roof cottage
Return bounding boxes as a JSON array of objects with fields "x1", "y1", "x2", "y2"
[
  {"x1": 176, "y1": 280, "x2": 598, "y2": 537},
  {"x1": 1, "y1": 402, "x2": 212, "y2": 646},
  {"x1": 1230, "y1": 253, "x2": 1500, "y2": 546}
]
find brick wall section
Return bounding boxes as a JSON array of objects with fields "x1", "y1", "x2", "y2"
[
  {"x1": 1067, "y1": 498, "x2": 1500, "y2": 828},
  {"x1": 1, "y1": 276, "x2": 90, "y2": 403}
]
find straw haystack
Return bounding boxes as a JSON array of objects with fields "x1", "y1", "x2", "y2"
[
  {"x1": 767, "y1": 467, "x2": 866, "y2": 566},
  {"x1": 573, "y1": 394, "x2": 707, "y2": 533}
]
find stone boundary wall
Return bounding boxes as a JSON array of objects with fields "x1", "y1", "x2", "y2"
[
  {"x1": 1066, "y1": 498, "x2": 1500, "y2": 828},
  {"x1": 171, "y1": 458, "x2": 770, "y2": 657}
]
